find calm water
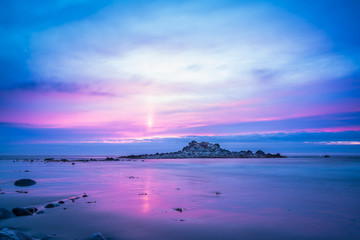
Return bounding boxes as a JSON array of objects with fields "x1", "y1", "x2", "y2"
[{"x1": 0, "y1": 156, "x2": 359, "y2": 239}]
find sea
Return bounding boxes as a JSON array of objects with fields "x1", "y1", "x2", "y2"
[{"x1": 0, "y1": 155, "x2": 359, "y2": 239}]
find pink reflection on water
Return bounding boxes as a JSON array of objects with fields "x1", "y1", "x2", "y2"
[{"x1": 1, "y1": 158, "x2": 360, "y2": 239}]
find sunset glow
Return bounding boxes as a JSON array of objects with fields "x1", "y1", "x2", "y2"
[{"x1": 0, "y1": 0, "x2": 359, "y2": 154}]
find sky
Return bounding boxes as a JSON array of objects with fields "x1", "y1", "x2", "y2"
[{"x1": 1, "y1": 0, "x2": 360, "y2": 155}]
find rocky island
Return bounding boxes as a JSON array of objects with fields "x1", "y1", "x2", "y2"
[{"x1": 120, "y1": 141, "x2": 286, "y2": 159}]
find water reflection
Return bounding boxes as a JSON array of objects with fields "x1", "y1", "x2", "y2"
[{"x1": 1, "y1": 157, "x2": 359, "y2": 239}]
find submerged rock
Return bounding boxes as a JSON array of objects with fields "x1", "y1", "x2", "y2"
[
  {"x1": 89, "y1": 232, "x2": 106, "y2": 240},
  {"x1": 0, "y1": 208, "x2": 13, "y2": 220},
  {"x1": 16, "y1": 191, "x2": 28, "y2": 194},
  {"x1": 11, "y1": 208, "x2": 32, "y2": 216},
  {"x1": 0, "y1": 228, "x2": 34, "y2": 240},
  {"x1": 44, "y1": 203, "x2": 60, "y2": 209},
  {"x1": 14, "y1": 179, "x2": 36, "y2": 187}
]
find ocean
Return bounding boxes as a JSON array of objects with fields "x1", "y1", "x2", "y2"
[{"x1": 0, "y1": 156, "x2": 359, "y2": 239}]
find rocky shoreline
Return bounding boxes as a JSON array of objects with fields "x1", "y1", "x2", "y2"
[{"x1": 120, "y1": 141, "x2": 286, "y2": 159}]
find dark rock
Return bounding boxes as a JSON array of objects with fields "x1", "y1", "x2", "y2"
[
  {"x1": 69, "y1": 196, "x2": 80, "y2": 202},
  {"x1": 0, "y1": 228, "x2": 34, "y2": 240},
  {"x1": 173, "y1": 208, "x2": 183, "y2": 213},
  {"x1": 36, "y1": 210, "x2": 45, "y2": 215},
  {"x1": 58, "y1": 201, "x2": 65, "y2": 204},
  {"x1": 25, "y1": 207, "x2": 37, "y2": 214},
  {"x1": 324, "y1": 155, "x2": 330, "y2": 158},
  {"x1": 24, "y1": 170, "x2": 30, "y2": 172},
  {"x1": 82, "y1": 193, "x2": 88, "y2": 198},
  {"x1": 89, "y1": 232, "x2": 106, "y2": 240},
  {"x1": 44, "y1": 203, "x2": 60, "y2": 209},
  {"x1": 0, "y1": 208, "x2": 13, "y2": 220},
  {"x1": 119, "y1": 141, "x2": 286, "y2": 159},
  {"x1": 215, "y1": 191, "x2": 221, "y2": 195},
  {"x1": 14, "y1": 179, "x2": 36, "y2": 187},
  {"x1": 255, "y1": 150, "x2": 266, "y2": 157},
  {"x1": 12, "y1": 208, "x2": 32, "y2": 216},
  {"x1": 72, "y1": 162, "x2": 75, "y2": 165},
  {"x1": 16, "y1": 191, "x2": 28, "y2": 194}
]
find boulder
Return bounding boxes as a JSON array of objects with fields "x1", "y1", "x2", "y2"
[
  {"x1": 14, "y1": 179, "x2": 36, "y2": 187},
  {"x1": 44, "y1": 203, "x2": 60, "y2": 209},
  {"x1": 89, "y1": 233, "x2": 106, "y2": 240},
  {"x1": 255, "y1": 150, "x2": 266, "y2": 157},
  {"x1": 0, "y1": 228, "x2": 34, "y2": 240},
  {"x1": 12, "y1": 208, "x2": 32, "y2": 216},
  {"x1": 0, "y1": 208, "x2": 13, "y2": 220},
  {"x1": 25, "y1": 207, "x2": 37, "y2": 214}
]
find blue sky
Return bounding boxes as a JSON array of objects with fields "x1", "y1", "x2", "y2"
[{"x1": 0, "y1": 0, "x2": 360, "y2": 155}]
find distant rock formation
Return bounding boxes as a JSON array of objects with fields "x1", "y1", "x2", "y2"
[{"x1": 120, "y1": 140, "x2": 286, "y2": 159}]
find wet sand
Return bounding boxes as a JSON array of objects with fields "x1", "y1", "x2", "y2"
[{"x1": 0, "y1": 157, "x2": 360, "y2": 239}]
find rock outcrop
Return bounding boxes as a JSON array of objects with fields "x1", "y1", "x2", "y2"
[{"x1": 120, "y1": 141, "x2": 285, "y2": 159}]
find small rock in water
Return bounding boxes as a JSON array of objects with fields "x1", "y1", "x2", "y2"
[
  {"x1": 14, "y1": 179, "x2": 36, "y2": 187},
  {"x1": 36, "y1": 210, "x2": 45, "y2": 215},
  {"x1": 82, "y1": 193, "x2": 88, "y2": 197},
  {"x1": 89, "y1": 232, "x2": 106, "y2": 240},
  {"x1": 0, "y1": 208, "x2": 13, "y2": 220},
  {"x1": 215, "y1": 191, "x2": 221, "y2": 195},
  {"x1": 69, "y1": 196, "x2": 80, "y2": 202},
  {"x1": 58, "y1": 201, "x2": 65, "y2": 204},
  {"x1": 25, "y1": 207, "x2": 38, "y2": 214},
  {"x1": 44, "y1": 203, "x2": 60, "y2": 209},
  {"x1": 24, "y1": 170, "x2": 30, "y2": 172},
  {"x1": 173, "y1": 208, "x2": 183, "y2": 213},
  {"x1": 72, "y1": 162, "x2": 75, "y2": 165},
  {"x1": 16, "y1": 190, "x2": 28, "y2": 194},
  {"x1": 0, "y1": 228, "x2": 34, "y2": 240},
  {"x1": 12, "y1": 208, "x2": 33, "y2": 216}
]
